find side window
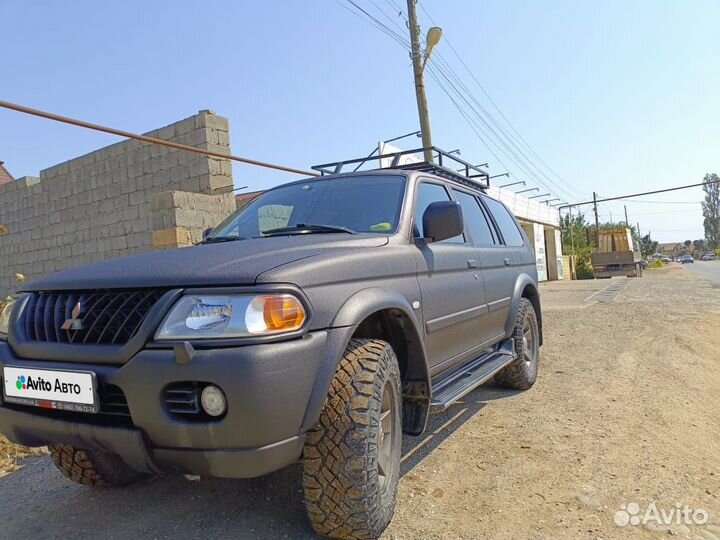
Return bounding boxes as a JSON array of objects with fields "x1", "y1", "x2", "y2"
[
  {"x1": 413, "y1": 182, "x2": 464, "y2": 243},
  {"x1": 482, "y1": 196, "x2": 525, "y2": 247},
  {"x1": 452, "y1": 190, "x2": 496, "y2": 246}
]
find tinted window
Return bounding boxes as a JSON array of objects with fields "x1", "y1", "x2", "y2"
[
  {"x1": 211, "y1": 175, "x2": 406, "y2": 238},
  {"x1": 482, "y1": 196, "x2": 525, "y2": 247},
  {"x1": 414, "y1": 182, "x2": 463, "y2": 243},
  {"x1": 452, "y1": 190, "x2": 496, "y2": 246}
]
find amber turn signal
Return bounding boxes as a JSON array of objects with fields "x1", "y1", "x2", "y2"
[{"x1": 260, "y1": 295, "x2": 306, "y2": 332}]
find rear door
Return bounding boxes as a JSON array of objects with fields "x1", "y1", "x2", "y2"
[
  {"x1": 477, "y1": 195, "x2": 526, "y2": 337},
  {"x1": 450, "y1": 188, "x2": 507, "y2": 345},
  {"x1": 412, "y1": 180, "x2": 488, "y2": 374}
]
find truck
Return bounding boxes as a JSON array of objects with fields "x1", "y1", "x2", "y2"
[
  {"x1": 591, "y1": 228, "x2": 643, "y2": 278},
  {"x1": 0, "y1": 148, "x2": 542, "y2": 540}
]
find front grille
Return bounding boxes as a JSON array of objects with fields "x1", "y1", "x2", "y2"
[
  {"x1": 99, "y1": 384, "x2": 131, "y2": 418},
  {"x1": 1, "y1": 383, "x2": 133, "y2": 426},
  {"x1": 22, "y1": 290, "x2": 165, "y2": 345}
]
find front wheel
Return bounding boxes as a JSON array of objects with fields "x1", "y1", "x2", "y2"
[
  {"x1": 494, "y1": 298, "x2": 540, "y2": 390},
  {"x1": 49, "y1": 444, "x2": 145, "y2": 487},
  {"x1": 302, "y1": 339, "x2": 402, "y2": 540}
]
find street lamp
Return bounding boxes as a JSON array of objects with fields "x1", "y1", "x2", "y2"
[
  {"x1": 543, "y1": 198, "x2": 561, "y2": 205},
  {"x1": 517, "y1": 187, "x2": 539, "y2": 194},
  {"x1": 528, "y1": 192, "x2": 551, "y2": 199},
  {"x1": 550, "y1": 201, "x2": 567, "y2": 207},
  {"x1": 422, "y1": 27, "x2": 443, "y2": 72}
]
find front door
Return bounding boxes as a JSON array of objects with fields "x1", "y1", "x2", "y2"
[{"x1": 412, "y1": 181, "x2": 488, "y2": 375}]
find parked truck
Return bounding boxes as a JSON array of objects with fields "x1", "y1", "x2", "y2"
[{"x1": 591, "y1": 228, "x2": 643, "y2": 278}]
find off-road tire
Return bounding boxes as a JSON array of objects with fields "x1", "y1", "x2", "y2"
[
  {"x1": 49, "y1": 444, "x2": 144, "y2": 487},
  {"x1": 303, "y1": 338, "x2": 402, "y2": 540},
  {"x1": 494, "y1": 298, "x2": 540, "y2": 390}
]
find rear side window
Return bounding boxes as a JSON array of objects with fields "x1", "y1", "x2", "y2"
[
  {"x1": 452, "y1": 190, "x2": 496, "y2": 246},
  {"x1": 482, "y1": 196, "x2": 525, "y2": 247},
  {"x1": 414, "y1": 182, "x2": 463, "y2": 243}
]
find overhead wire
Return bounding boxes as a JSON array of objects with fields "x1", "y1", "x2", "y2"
[
  {"x1": 416, "y1": 1, "x2": 586, "y2": 200},
  {"x1": 340, "y1": 0, "x2": 588, "y2": 203}
]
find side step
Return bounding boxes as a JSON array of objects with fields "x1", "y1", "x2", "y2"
[{"x1": 430, "y1": 339, "x2": 515, "y2": 413}]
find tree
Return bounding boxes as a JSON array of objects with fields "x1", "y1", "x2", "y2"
[
  {"x1": 702, "y1": 173, "x2": 720, "y2": 249},
  {"x1": 684, "y1": 239, "x2": 692, "y2": 247},
  {"x1": 561, "y1": 212, "x2": 593, "y2": 279},
  {"x1": 640, "y1": 234, "x2": 658, "y2": 258}
]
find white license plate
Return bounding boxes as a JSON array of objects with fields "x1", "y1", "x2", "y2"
[{"x1": 2, "y1": 366, "x2": 98, "y2": 414}]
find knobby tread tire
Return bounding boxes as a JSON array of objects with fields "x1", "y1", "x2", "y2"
[
  {"x1": 49, "y1": 444, "x2": 144, "y2": 487},
  {"x1": 494, "y1": 298, "x2": 540, "y2": 390},
  {"x1": 303, "y1": 338, "x2": 401, "y2": 540}
]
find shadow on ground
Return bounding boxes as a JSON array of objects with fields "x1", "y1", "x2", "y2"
[{"x1": 0, "y1": 383, "x2": 519, "y2": 540}]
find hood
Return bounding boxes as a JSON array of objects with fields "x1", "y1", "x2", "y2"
[{"x1": 22, "y1": 234, "x2": 389, "y2": 292}]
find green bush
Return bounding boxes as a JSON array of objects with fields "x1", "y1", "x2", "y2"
[{"x1": 648, "y1": 259, "x2": 664, "y2": 269}]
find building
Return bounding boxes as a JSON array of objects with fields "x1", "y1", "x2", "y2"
[
  {"x1": 0, "y1": 161, "x2": 14, "y2": 185},
  {"x1": 0, "y1": 111, "x2": 236, "y2": 298}
]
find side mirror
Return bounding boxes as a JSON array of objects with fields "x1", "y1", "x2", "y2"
[
  {"x1": 422, "y1": 201, "x2": 463, "y2": 243},
  {"x1": 202, "y1": 227, "x2": 214, "y2": 240}
]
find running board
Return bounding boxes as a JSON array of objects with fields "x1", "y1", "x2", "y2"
[{"x1": 430, "y1": 339, "x2": 515, "y2": 413}]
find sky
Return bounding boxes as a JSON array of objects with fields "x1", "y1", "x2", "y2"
[{"x1": 2, "y1": 0, "x2": 719, "y2": 243}]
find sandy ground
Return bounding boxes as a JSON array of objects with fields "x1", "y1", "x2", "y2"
[{"x1": 1, "y1": 266, "x2": 719, "y2": 540}]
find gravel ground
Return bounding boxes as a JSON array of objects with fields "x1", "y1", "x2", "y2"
[{"x1": 1, "y1": 266, "x2": 719, "y2": 540}]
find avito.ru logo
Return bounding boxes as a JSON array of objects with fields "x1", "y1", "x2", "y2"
[
  {"x1": 614, "y1": 502, "x2": 709, "y2": 527},
  {"x1": 15, "y1": 375, "x2": 26, "y2": 390}
]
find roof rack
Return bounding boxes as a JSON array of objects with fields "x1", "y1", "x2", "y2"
[{"x1": 312, "y1": 146, "x2": 490, "y2": 191}]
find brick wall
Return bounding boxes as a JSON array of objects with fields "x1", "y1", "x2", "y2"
[{"x1": 0, "y1": 111, "x2": 236, "y2": 297}]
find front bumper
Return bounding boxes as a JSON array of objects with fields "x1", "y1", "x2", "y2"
[{"x1": 0, "y1": 327, "x2": 352, "y2": 478}]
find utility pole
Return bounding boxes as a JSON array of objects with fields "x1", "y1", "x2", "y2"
[
  {"x1": 592, "y1": 191, "x2": 600, "y2": 247},
  {"x1": 569, "y1": 205, "x2": 577, "y2": 279},
  {"x1": 407, "y1": 0, "x2": 434, "y2": 162},
  {"x1": 624, "y1": 205, "x2": 629, "y2": 227}
]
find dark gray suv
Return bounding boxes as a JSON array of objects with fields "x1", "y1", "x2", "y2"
[{"x1": 0, "y1": 160, "x2": 541, "y2": 540}]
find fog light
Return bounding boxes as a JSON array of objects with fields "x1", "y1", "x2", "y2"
[{"x1": 200, "y1": 385, "x2": 227, "y2": 417}]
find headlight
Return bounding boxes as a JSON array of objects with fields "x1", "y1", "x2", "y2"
[
  {"x1": 155, "y1": 294, "x2": 307, "y2": 340},
  {"x1": 0, "y1": 298, "x2": 17, "y2": 336}
]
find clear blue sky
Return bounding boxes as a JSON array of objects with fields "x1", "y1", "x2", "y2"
[{"x1": 2, "y1": 0, "x2": 719, "y2": 242}]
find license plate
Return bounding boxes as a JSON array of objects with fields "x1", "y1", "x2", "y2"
[{"x1": 2, "y1": 366, "x2": 98, "y2": 414}]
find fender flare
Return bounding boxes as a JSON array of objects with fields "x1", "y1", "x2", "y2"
[
  {"x1": 301, "y1": 288, "x2": 431, "y2": 436},
  {"x1": 505, "y1": 274, "x2": 543, "y2": 344}
]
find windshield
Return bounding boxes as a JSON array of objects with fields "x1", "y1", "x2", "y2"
[{"x1": 211, "y1": 175, "x2": 406, "y2": 238}]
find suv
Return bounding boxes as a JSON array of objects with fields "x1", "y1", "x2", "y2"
[{"x1": 0, "y1": 158, "x2": 541, "y2": 540}]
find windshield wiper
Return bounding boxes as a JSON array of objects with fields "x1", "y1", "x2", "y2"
[
  {"x1": 261, "y1": 224, "x2": 357, "y2": 236},
  {"x1": 198, "y1": 236, "x2": 248, "y2": 244}
]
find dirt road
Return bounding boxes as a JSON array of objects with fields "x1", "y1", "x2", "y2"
[{"x1": 1, "y1": 266, "x2": 719, "y2": 540}]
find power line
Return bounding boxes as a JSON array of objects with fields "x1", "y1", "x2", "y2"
[
  {"x1": 0, "y1": 100, "x2": 317, "y2": 177},
  {"x1": 416, "y1": 1, "x2": 585, "y2": 200},
  {"x1": 559, "y1": 180, "x2": 718, "y2": 209},
  {"x1": 428, "y1": 51, "x2": 582, "y2": 201}
]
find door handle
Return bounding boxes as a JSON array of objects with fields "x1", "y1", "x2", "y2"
[
  {"x1": 467, "y1": 259, "x2": 478, "y2": 269},
  {"x1": 504, "y1": 257, "x2": 511, "y2": 266}
]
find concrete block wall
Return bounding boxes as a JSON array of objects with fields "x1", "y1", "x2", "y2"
[
  {"x1": 151, "y1": 191, "x2": 237, "y2": 248},
  {"x1": 0, "y1": 110, "x2": 234, "y2": 297}
]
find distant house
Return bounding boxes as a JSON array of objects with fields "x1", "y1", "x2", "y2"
[
  {"x1": 0, "y1": 161, "x2": 14, "y2": 185},
  {"x1": 235, "y1": 190, "x2": 263, "y2": 210},
  {"x1": 659, "y1": 242, "x2": 689, "y2": 256}
]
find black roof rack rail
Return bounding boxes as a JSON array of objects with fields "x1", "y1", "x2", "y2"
[{"x1": 312, "y1": 146, "x2": 490, "y2": 191}]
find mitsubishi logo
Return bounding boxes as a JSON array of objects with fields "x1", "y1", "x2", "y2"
[{"x1": 61, "y1": 302, "x2": 84, "y2": 331}]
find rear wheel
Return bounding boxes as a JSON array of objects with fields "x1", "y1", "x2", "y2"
[
  {"x1": 303, "y1": 338, "x2": 402, "y2": 540},
  {"x1": 494, "y1": 298, "x2": 540, "y2": 390},
  {"x1": 49, "y1": 444, "x2": 144, "y2": 487}
]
